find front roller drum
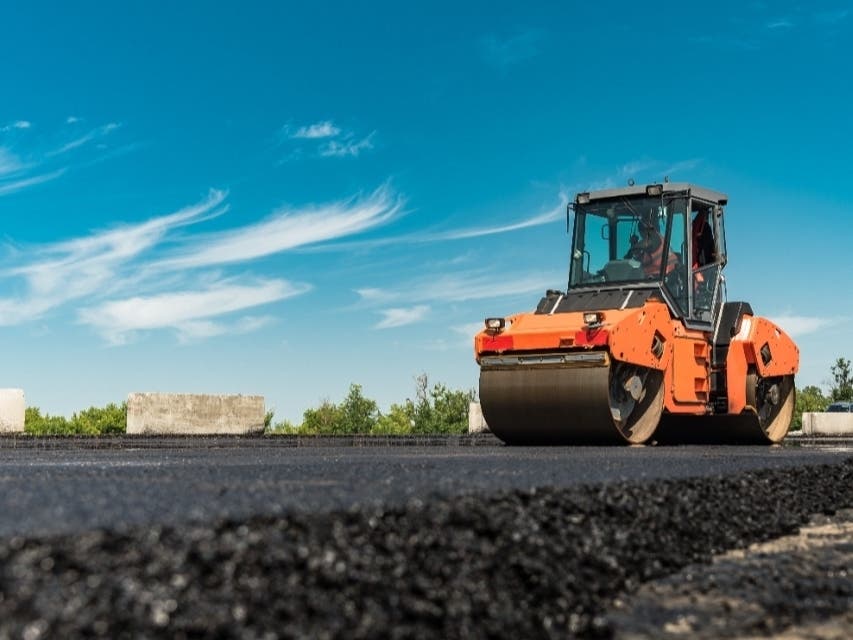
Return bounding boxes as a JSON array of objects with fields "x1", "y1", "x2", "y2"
[{"x1": 479, "y1": 358, "x2": 664, "y2": 445}]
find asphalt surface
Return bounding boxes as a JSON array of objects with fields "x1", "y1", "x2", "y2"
[
  {"x1": 0, "y1": 437, "x2": 849, "y2": 638},
  {"x1": 608, "y1": 508, "x2": 853, "y2": 638},
  {"x1": 0, "y1": 438, "x2": 847, "y2": 538}
]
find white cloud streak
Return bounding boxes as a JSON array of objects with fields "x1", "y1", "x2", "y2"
[
  {"x1": 437, "y1": 198, "x2": 566, "y2": 240},
  {"x1": 319, "y1": 132, "x2": 375, "y2": 158},
  {"x1": 0, "y1": 189, "x2": 226, "y2": 324},
  {"x1": 766, "y1": 19, "x2": 794, "y2": 30},
  {"x1": 79, "y1": 279, "x2": 307, "y2": 344},
  {"x1": 358, "y1": 270, "x2": 556, "y2": 307},
  {"x1": 375, "y1": 305, "x2": 430, "y2": 329},
  {"x1": 0, "y1": 168, "x2": 67, "y2": 196},
  {"x1": 307, "y1": 194, "x2": 568, "y2": 254},
  {"x1": 291, "y1": 121, "x2": 341, "y2": 139},
  {"x1": 0, "y1": 183, "x2": 406, "y2": 343},
  {"x1": 0, "y1": 148, "x2": 26, "y2": 176},
  {"x1": 280, "y1": 120, "x2": 376, "y2": 161},
  {"x1": 767, "y1": 314, "x2": 846, "y2": 337},
  {"x1": 0, "y1": 119, "x2": 130, "y2": 198},
  {"x1": 0, "y1": 121, "x2": 31, "y2": 132},
  {"x1": 156, "y1": 184, "x2": 401, "y2": 270},
  {"x1": 47, "y1": 122, "x2": 120, "y2": 156}
]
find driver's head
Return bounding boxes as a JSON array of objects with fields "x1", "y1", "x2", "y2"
[{"x1": 639, "y1": 211, "x2": 658, "y2": 233}]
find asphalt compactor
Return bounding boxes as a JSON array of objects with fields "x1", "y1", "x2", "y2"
[{"x1": 474, "y1": 183, "x2": 798, "y2": 445}]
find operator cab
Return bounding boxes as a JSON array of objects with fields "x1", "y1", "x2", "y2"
[{"x1": 567, "y1": 182, "x2": 728, "y2": 327}]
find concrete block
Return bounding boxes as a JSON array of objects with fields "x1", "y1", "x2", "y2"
[
  {"x1": 127, "y1": 393, "x2": 265, "y2": 435},
  {"x1": 801, "y1": 412, "x2": 853, "y2": 436},
  {"x1": 468, "y1": 402, "x2": 490, "y2": 434},
  {"x1": 0, "y1": 389, "x2": 25, "y2": 433}
]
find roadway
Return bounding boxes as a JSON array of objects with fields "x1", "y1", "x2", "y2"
[
  {"x1": 0, "y1": 436, "x2": 848, "y2": 537},
  {"x1": 0, "y1": 436, "x2": 848, "y2": 638}
]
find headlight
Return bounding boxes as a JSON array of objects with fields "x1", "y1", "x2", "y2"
[
  {"x1": 583, "y1": 312, "x2": 604, "y2": 327},
  {"x1": 484, "y1": 317, "x2": 506, "y2": 333}
]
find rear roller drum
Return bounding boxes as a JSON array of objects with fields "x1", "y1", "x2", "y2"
[
  {"x1": 655, "y1": 369, "x2": 796, "y2": 445},
  {"x1": 747, "y1": 370, "x2": 795, "y2": 443}
]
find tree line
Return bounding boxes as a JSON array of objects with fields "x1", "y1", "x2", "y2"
[
  {"x1": 21, "y1": 357, "x2": 851, "y2": 435},
  {"x1": 266, "y1": 375, "x2": 476, "y2": 435},
  {"x1": 22, "y1": 374, "x2": 477, "y2": 436}
]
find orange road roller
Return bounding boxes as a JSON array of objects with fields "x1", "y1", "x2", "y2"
[{"x1": 474, "y1": 182, "x2": 798, "y2": 444}]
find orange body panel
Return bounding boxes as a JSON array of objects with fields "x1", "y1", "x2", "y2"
[
  {"x1": 475, "y1": 302, "x2": 674, "y2": 372},
  {"x1": 475, "y1": 302, "x2": 800, "y2": 419},
  {"x1": 662, "y1": 323, "x2": 713, "y2": 415},
  {"x1": 725, "y1": 315, "x2": 799, "y2": 414},
  {"x1": 606, "y1": 303, "x2": 673, "y2": 371},
  {"x1": 671, "y1": 338, "x2": 710, "y2": 404}
]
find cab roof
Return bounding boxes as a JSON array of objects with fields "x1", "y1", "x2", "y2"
[{"x1": 575, "y1": 182, "x2": 728, "y2": 206}]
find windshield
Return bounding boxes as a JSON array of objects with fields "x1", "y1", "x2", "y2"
[{"x1": 569, "y1": 196, "x2": 679, "y2": 288}]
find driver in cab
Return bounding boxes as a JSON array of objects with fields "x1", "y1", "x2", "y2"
[{"x1": 624, "y1": 212, "x2": 677, "y2": 278}]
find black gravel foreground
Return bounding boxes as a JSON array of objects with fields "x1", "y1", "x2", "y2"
[{"x1": 0, "y1": 459, "x2": 850, "y2": 639}]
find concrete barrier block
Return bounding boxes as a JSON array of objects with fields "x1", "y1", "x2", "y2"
[
  {"x1": 127, "y1": 393, "x2": 265, "y2": 435},
  {"x1": 801, "y1": 412, "x2": 853, "y2": 436},
  {"x1": 468, "y1": 402, "x2": 490, "y2": 434},
  {"x1": 0, "y1": 389, "x2": 25, "y2": 433}
]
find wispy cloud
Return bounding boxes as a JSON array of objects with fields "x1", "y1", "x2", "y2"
[
  {"x1": 0, "y1": 168, "x2": 67, "y2": 196},
  {"x1": 307, "y1": 193, "x2": 569, "y2": 254},
  {"x1": 619, "y1": 159, "x2": 657, "y2": 179},
  {"x1": 47, "y1": 122, "x2": 120, "y2": 157},
  {"x1": 358, "y1": 270, "x2": 556, "y2": 307},
  {"x1": 766, "y1": 19, "x2": 794, "y2": 30},
  {"x1": 374, "y1": 305, "x2": 430, "y2": 329},
  {"x1": 319, "y1": 132, "x2": 375, "y2": 158},
  {"x1": 173, "y1": 314, "x2": 275, "y2": 344},
  {"x1": 0, "y1": 190, "x2": 227, "y2": 325},
  {"x1": 0, "y1": 120, "x2": 128, "y2": 198},
  {"x1": 480, "y1": 29, "x2": 545, "y2": 67},
  {"x1": 436, "y1": 198, "x2": 566, "y2": 240},
  {"x1": 66, "y1": 116, "x2": 80, "y2": 124},
  {"x1": 290, "y1": 121, "x2": 341, "y2": 139},
  {"x1": 768, "y1": 314, "x2": 846, "y2": 337},
  {"x1": 156, "y1": 184, "x2": 401, "y2": 270},
  {"x1": 0, "y1": 121, "x2": 31, "y2": 132},
  {"x1": 79, "y1": 279, "x2": 307, "y2": 344},
  {"x1": 0, "y1": 148, "x2": 27, "y2": 176},
  {"x1": 453, "y1": 322, "x2": 486, "y2": 339},
  {"x1": 662, "y1": 158, "x2": 702, "y2": 176},
  {"x1": 0, "y1": 183, "x2": 409, "y2": 343},
  {"x1": 615, "y1": 158, "x2": 702, "y2": 183},
  {"x1": 278, "y1": 119, "x2": 376, "y2": 160}
]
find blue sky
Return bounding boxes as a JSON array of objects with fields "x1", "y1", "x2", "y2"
[{"x1": 1, "y1": 1, "x2": 851, "y2": 421}]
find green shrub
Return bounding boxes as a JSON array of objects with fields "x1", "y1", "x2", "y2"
[
  {"x1": 72, "y1": 402, "x2": 127, "y2": 434},
  {"x1": 371, "y1": 403, "x2": 413, "y2": 435},
  {"x1": 285, "y1": 377, "x2": 475, "y2": 436},
  {"x1": 409, "y1": 374, "x2": 475, "y2": 434},
  {"x1": 25, "y1": 403, "x2": 127, "y2": 435},
  {"x1": 792, "y1": 385, "x2": 829, "y2": 430}
]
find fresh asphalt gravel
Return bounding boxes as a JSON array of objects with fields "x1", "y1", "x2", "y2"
[
  {"x1": 0, "y1": 438, "x2": 849, "y2": 638},
  {"x1": 0, "y1": 437, "x2": 848, "y2": 538}
]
